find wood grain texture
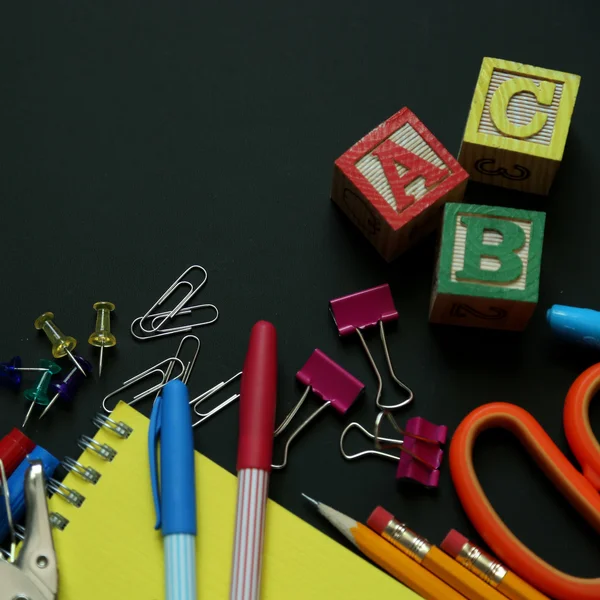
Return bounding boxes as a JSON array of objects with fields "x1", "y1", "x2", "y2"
[
  {"x1": 429, "y1": 203, "x2": 545, "y2": 331},
  {"x1": 458, "y1": 57, "x2": 580, "y2": 195},
  {"x1": 332, "y1": 107, "x2": 469, "y2": 262}
]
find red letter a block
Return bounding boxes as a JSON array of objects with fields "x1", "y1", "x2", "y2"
[{"x1": 332, "y1": 108, "x2": 469, "y2": 262}]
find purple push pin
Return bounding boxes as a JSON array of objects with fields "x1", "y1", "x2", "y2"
[
  {"x1": 0, "y1": 356, "x2": 50, "y2": 392},
  {"x1": 39, "y1": 355, "x2": 93, "y2": 420},
  {"x1": 271, "y1": 349, "x2": 364, "y2": 469}
]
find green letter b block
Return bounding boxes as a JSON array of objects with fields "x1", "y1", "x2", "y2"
[{"x1": 456, "y1": 216, "x2": 525, "y2": 284}]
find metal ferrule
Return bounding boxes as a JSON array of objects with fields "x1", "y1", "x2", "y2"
[
  {"x1": 456, "y1": 542, "x2": 507, "y2": 587},
  {"x1": 382, "y1": 519, "x2": 431, "y2": 562}
]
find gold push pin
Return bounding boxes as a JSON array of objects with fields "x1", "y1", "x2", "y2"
[
  {"x1": 34, "y1": 312, "x2": 87, "y2": 377},
  {"x1": 88, "y1": 302, "x2": 116, "y2": 377}
]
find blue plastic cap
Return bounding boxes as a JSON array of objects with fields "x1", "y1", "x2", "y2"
[
  {"x1": 0, "y1": 445, "x2": 60, "y2": 542},
  {"x1": 148, "y1": 380, "x2": 196, "y2": 537},
  {"x1": 547, "y1": 304, "x2": 600, "y2": 349}
]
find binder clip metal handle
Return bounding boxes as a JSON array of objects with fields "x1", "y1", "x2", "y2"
[{"x1": 0, "y1": 460, "x2": 58, "y2": 600}]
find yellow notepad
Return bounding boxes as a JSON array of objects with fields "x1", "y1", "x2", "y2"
[{"x1": 48, "y1": 401, "x2": 421, "y2": 599}]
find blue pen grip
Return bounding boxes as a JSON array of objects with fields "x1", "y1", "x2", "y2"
[
  {"x1": 161, "y1": 380, "x2": 197, "y2": 536},
  {"x1": 0, "y1": 445, "x2": 59, "y2": 542}
]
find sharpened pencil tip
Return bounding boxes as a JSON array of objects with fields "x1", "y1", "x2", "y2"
[{"x1": 301, "y1": 493, "x2": 319, "y2": 508}]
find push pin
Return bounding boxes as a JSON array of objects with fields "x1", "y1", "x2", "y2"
[
  {"x1": 88, "y1": 302, "x2": 116, "y2": 377},
  {"x1": 0, "y1": 356, "x2": 52, "y2": 392},
  {"x1": 340, "y1": 412, "x2": 447, "y2": 488},
  {"x1": 39, "y1": 354, "x2": 93, "y2": 420},
  {"x1": 22, "y1": 359, "x2": 61, "y2": 428},
  {"x1": 35, "y1": 312, "x2": 87, "y2": 377},
  {"x1": 272, "y1": 349, "x2": 365, "y2": 469},
  {"x1": 330, "y1": 284, "x2": 414, "y2": 410}
]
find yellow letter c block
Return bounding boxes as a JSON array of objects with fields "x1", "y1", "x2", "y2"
[{"x1": 490, "y1": 77, "x2": 556, "y2": 139}]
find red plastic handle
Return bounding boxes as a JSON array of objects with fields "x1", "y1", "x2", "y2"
[
  {"x1": 237, "y1": 321, "x2": 278, "y2": 472},
  {"x1": 0, "y1": 429, "x2": 35, "y2": 478}
]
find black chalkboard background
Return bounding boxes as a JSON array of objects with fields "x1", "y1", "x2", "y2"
[{"x1": 1, "y1": 0, "x2": 598, "y2": 590}]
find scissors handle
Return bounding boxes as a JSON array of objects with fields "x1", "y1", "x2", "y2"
[
  {"x1": 450, "y1": 401, "x2": 600, "y2": 600},
  {"x1": 564, "y1": 363, "x2": 600, "y2": 490}
]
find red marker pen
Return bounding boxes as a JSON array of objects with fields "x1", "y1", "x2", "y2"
[{"x1": 230, "y1": 321, "x2": 277, "y2": 600}]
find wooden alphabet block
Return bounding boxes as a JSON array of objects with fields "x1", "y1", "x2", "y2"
[
  {"x1": 459, "y1": 57, "x2": 581, "y2": 195},
  {"x1": 429, "y1": 203, "x2": 546, "y2": 330},
  {"x1": 332, "y1": 108, "x2": 469, "y2": 262}
]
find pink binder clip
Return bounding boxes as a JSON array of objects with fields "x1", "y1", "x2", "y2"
[
  {"x1": 339, "y1": 412, "x2": 447, "y2": 489},
  {"x1": 272, "y1": 349, "x2": 365, "y2": 469},
  {"x1": 329, "y1": 284, "x2": 413, "y2": 411}
]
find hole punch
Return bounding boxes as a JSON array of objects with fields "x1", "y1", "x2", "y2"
[
  {"x1": 0, "y1": 459, "x2": 16, "y2": 562},
  {"x1": 192, "y1": 372, "x2": 242, "y2": 427},
  {"x1": 102, "y1": 357, "x2": 185, "y2": 413},
  {"x1": 329, "y1": 284, "x2": 414, "y2": 411},
  {"x1": 130, "y1": 265, "x2": 219, "y2": 340},
  {"x1": 340, "y1": 412, "x2": 447, "y2": 488},
  {"x1": 272, "y1": 350, "x2": 365, "y2": 470}
]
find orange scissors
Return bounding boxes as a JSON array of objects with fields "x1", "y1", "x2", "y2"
[{"x1": 450, "y1": 362, "x2": 600, "y2": 600}]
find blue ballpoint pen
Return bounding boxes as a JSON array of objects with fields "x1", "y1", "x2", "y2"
[{"x1": 149, "y1": 379, "x2": 197, "y2": 600}]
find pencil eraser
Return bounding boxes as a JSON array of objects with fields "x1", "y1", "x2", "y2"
[
  {"x1": 441, "y1": 529, "x2": 469, "y2": 558},
  {"x1": 367, "y1": 506, "x2": 395, "y2": 534}
]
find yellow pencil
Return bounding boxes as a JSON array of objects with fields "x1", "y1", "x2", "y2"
[
  {"x1": 302, "y1": 495, "x2": 466, "y2": 600},
  {"x1": 441, "y1": 530, "x2": 549, "y2": 600}
]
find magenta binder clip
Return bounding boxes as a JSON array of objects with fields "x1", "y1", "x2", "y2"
[
  {"x1": 329, "y1": 284, "x2": 413, "y2": 411},
  {"x1": 272, "y1": 349, "x2": 364, "y2": 469},
  {"x1": 339, "y1": 412, "x2": 447, "y2": 489}
]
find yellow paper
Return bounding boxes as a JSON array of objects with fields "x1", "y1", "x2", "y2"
[{"x1": 48, "y1": 402, "x2": 421, "y2": 599}]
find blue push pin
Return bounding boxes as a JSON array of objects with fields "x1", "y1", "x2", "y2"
[
  {"x1": 22, "y1": 359, "x2": 62, "y2": 428},
  {"x1": 547, "y1": 304, "x2": 600, "y2": 349},
  {"x1": 0, "y1": 356, "x2": 50, "y2": 392},
  {"x1": 39, "y1": 354, "x2": 93, "y2": 420}
]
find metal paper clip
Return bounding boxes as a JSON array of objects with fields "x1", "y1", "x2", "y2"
[
  {"x1": 0, "y1": 459, "x2": 16, "y2": 562},
  {"x1": 166, "y1": 335, "x2": 200, "y2": 384},
  {"x1": 130, "y1": 265, "x2": 219, "y2": 340},
  {"x1": 330, "y1": 284, "x2": 414, "y2": 411},
  {"x1": 272, "y1": 350, "x2": 365, "y2": 469},
  {"x1": 340, "y1": 412, "x2": 447, "y2": 488},
  {"x1": 101, "y1": 357, "x2": 185, "y2": 413},
  {"x1": 192, "y1": 371, "x2": 242, "y2": 427}
]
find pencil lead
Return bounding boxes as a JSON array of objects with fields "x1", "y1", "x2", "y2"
[{"x1": 301, "y1": 493, "x2": 319, "y2": 508}]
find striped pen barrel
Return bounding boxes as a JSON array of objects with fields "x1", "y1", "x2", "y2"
[{"x1": 230, "y1": 321, "x2": 278, "y2": 600}]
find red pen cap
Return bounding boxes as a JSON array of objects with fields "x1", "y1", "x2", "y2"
[
  {"x1": 237, "y1": 321, "x2": 278, "y2": 472},
  {"x1": 0, "y1": 428, "x2": 36, "y2": 478}
]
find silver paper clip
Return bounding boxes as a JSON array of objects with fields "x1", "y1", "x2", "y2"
[
  {"x1": 102, "y1": 357, "x2": 185, "y2": 413},
  {"x1": 192, "y1": 372, "x2": 242, "y2": 427},
  {"x1": 130, "y1": 265, "x2": 219, "y2": 340}
]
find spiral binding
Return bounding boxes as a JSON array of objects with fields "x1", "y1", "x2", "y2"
[
  {"x1": 41, "y1": 411, "x2": 132, "y2": 535},
  {"x1": 92, "y1": 413, "x2": 133, "y2": 439},
  {"x1": 61, "y1": 457, "x2": 101, "y2": 484}
]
